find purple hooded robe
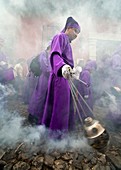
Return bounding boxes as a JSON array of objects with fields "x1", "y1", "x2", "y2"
[
  {"x1": 42, "y1": 17, "x2": 80, "y2": 135},
  {"x1": 77, "y1": 60, "x2": 97, "y2": 120},
  {"x1": 23, "y1": 71, "x2": 37, "y2": 104},
  {"x1": 23, "y1": 56, "x2": 38, "y2": 104},
  {"x1": 0, "y1": 53, "x2": 14, "y2": 83},
  {"x1": 105, "y1": 49, "x2": 121, "y2": 128},
  {"x1": 110, "y1": 53, "x2": 121, "y2": 87},
  {"x1": 28, "y1": 50, "x2": 50, "y2": 124},
  {"x1": 42, "y1": 33, "x2": 75, "y2": 132},
  {"x1": 2, "y1": 67, "x2": 14, "y2": 82}
]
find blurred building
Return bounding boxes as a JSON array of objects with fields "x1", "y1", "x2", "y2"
[{"x1": 1, "y1": 1, "x2": 121, "y2": 64}]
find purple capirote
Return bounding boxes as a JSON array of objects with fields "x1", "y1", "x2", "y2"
[{"x1": 61, "y1": 16, "x2": 80, "y2": 33}]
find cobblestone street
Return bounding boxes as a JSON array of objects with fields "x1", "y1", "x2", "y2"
[{"x1": 0, "y1": 95, "x2": 120, "y2": 169}]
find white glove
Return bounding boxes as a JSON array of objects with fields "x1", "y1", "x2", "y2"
[{"x1": 62, "y1": 64, "x2": 73, "y2": 79}]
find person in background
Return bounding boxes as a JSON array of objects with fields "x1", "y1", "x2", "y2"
[
  {"x1": 0, "y1": 60, "x2": 15, "y2": 84},
  {"x1": 42, "y1": 16, "x2": 80, "y2": 139},
  {"x1": 77, "y1": 60, "x2": 97, "y2": 122},
  {"x1": 74, "y1": 65, "x2": 82, "y2": 80},
  {"x1": 14, "y1": 58, "x2": 27, "y2": 97},
  {"x1": 92, "y1": 54, "x2": 112, "y2": 107},
  {"x1": 110, "y1": 52, "x2": 121, "y2": 89},
  {"x1": 104, "y1": 46, "x2": 121, "y2": 132},
  {"x1": 22, "y1": 57, "x2": 37, "y2": 105},
  {"x1": 28, "y1": 44, "x2": 51, "y2": 125}
]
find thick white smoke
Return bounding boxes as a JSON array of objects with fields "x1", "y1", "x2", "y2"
[
  {"x1": 0, "y1": 0, "x2": 121, "y2": 153},
  {"x1": 0, "y1": 83, "x2": 90, "y2": 152}
]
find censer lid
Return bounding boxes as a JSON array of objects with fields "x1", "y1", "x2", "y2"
[{"x1": 84, "y1": 117, "x2": 105, "y2": 139}]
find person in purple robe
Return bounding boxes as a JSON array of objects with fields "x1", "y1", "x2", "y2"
[
  {"x1": 77, "y1": 60, "x2": 97, "y2": 122},
  {"x1": 42, "y1": 17, "x2": 80, "y2": 138},
  {"x1": 0, "y1": 60, "x2": 15, "y2": 84},
  {"x1": 28, "y1": 45, "x2": 51, "y2": 125},
  {"x1": 110, "y1": 53, "x2": 121, "y2": 88},
  {"x1": 104, "y1": 47, "x2": 121, "y2": 131},
  {"x1": 22, "y1": 57, "x2": 37, "y2": 104},
  {"x1": 23, "y1": 71, "x2": 37, "y2": 104}
]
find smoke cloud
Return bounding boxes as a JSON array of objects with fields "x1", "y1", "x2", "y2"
[
  {"x1": 0, "y1": 101, "x2": 90, "y2": 153},
  {"x1": 0, "y1": 83, "x2": 90, "y2": 153},
  {"x1": 0, "y1": 0, "x2": 121, "y2": 153}
]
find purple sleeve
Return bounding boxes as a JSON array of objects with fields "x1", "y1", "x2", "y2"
[
  {"x1": 52, "y1": 54, "x2": 65, "y2": 76},
  {"x1": 50, "y1": 33, "x2": 67, "y2": 76}
]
